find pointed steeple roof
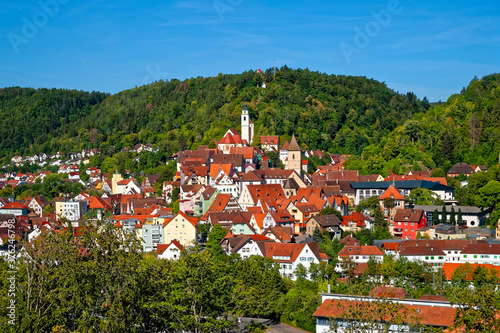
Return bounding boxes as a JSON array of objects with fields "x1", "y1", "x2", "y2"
[{"x1": 289, "y1": 133, "x2": 300, "y2": 151}]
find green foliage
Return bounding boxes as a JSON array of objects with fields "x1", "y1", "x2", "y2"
[
  {"x1": 1, "y1": 68, "x2": 430, "y2": 163},
  {"x1": 275, "y1": 279, "x2": 321, "y2": 332},
  {"x1": 343, "y1": 74, "x2": 500, "y2": 175},
  {"x1": 319, "y1": 206, "x2": 342, "y2": 220},
  {"x1": 448, "y1": 264, "x2": 500, "y2": 332},
  {"x1": 233, "y1": 256, "x2": 286, "y2": 319},
  {"x1": 206, "y1": 224, "x2": 228, "y2": 257},
  {"x1": 408, "y1": 188, "x2": 444, "y2": 206}
]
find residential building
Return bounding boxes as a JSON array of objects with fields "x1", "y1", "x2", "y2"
[
  {"x1": 160, "y1": 212, "x2": 198, "y2": 247},
  {"x1": 351, "y1": 180, "x2": 455, "y2": 206},
  {"x1": 392, "y1": 209, "x2": 426, "y2": 239},
  {"x1": 156, "y1": 240, "x2": 183, "y2": 260}
]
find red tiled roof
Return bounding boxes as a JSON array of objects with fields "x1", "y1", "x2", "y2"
[
  {"x1": 314, "y1": 299, "x2": 456, "y2": 327},
  {"x1": 157, "y1": 239, "x2": 183, "y2": 254},
  {"x1": 379, "y1": 185, "x2": 405, "y2": 200},
  {"x1": 342, "y1": 212, "x2": 368, "y2": 227},
  {"x1": 338, "y1": 245, "x2": 384, "y2": 257}
]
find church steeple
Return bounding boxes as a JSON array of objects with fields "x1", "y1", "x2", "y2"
[
  {"x1": 288, "y1": 133, "x2": 300, "y2": 151},
  {"x1": 286, "y1": 133, "x2": 302, "y2": 176},
  {"x1": 241, "y1": 102, "x2": 253, "y2": 145}
]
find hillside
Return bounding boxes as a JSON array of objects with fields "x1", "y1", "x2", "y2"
[
  {"x1": 0, "y1": 67, "x2": 428, "y2": 163},
  {"x1": 345, "y1": 73, "x2": 500, "y2": 175},
  {"x1": 0, "y1": 87, "x2": 108, "y2": 159}
]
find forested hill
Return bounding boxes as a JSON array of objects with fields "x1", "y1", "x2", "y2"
[
  {"x1": 345, "y1": 73, "x2": 500, "y2": 175},
  {"x1": 0, "y1": 67, "x2": 429, "y2": 162},
  {"x1": 0, "y1": 87, "x2": 108, "y2": 159}
]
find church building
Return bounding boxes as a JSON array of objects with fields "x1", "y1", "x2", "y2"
[{"x1": 241, "y1": 103, "x2": 254, "y2": 145}]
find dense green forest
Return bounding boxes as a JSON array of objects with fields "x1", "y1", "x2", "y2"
[
  {"x1": 0, "y1": 67, "x2": 429, "y2": 163},
  {"x1": 0, "y1": 88, "x2": 108, "y2": 159},
  {"x1": 345, "y1": 74, "x2": 500, "y2": 175},
  {"x1": 2, "y1": 69, "x2": 499, "y2": 178}
]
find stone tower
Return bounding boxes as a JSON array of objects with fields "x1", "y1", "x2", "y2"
[{"x1": 287, "y1": 133, "x2": 301, "y2": 175}]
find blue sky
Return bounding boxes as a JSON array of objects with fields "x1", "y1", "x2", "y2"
[{"x1": 1, "y1": 0, "x2": 499, "y2": 102}]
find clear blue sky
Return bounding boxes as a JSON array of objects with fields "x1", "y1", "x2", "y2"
[{"x1": 1, "y1": 0, "x2": 499, "y2": 102}]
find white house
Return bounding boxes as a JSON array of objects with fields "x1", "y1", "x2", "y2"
[{"x1": 156, "y1": 240, "x2": 183, "y2": 260}]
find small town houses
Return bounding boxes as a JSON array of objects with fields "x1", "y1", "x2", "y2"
[{"x1": 2, "y1": 105, "x2": 499, "y2": 289}]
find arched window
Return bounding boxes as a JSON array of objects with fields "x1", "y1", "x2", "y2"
[
  {"x1": 243, "y1": 116, "x2": 246, "y2": 121},
  {"x1": 292, "y1": 154, "x2": 295, "y2": 159}
]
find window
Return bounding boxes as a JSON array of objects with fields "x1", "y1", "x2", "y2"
[
  {"x1": 425, "y1": 256, "x2": 429, "y2": 260},
  {"x1": 464, "y1": 255, "x2": 467, "y2": 258}
]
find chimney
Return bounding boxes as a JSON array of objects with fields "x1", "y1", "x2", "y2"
[{"x1": 327, "y1": 284, "x2": 331, "y2": 293}]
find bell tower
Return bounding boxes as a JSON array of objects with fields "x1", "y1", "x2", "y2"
[
  {"x1": 241, "y1": 103, "x2": 251, "y2": 144},
  {"x1": 287, "y1": 133, "x2": 302, "y2": 175}
]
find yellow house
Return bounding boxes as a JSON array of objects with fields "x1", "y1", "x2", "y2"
[
  {"x1": 161, "y1": 211, "x2": 198, "y2": 247},
  {"x1": 288, "y1": 203, "x2": 319, "y2": 234}
]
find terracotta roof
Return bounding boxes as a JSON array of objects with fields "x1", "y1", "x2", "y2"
[
  {"x1": 241, "y1": 170, "x2": 263, "y2": 181},
  {"x1": 379, "y1": 185, "x2": 405, "y2": 200},
  {"x1": 293, "y1": 203, "x2": 319, "y2": 215},
  {"x1": 310, "y1": 214, "x2": 342, "y2": 227},
  {"x1": 369, "y1": 286, "x2": 408, "y2": 299},
  {"x1": 263, "y1": 226, "x2": 293, "y2": 242},
  {"x1": 398, "y1": 246, "x2": 445, "y2": 256},
  {"x1": 157, "y1": 239, "x2": 183, "y2": 254},
  {"x1": 383, "y1": 242, "x2": 400, "y2": 251},
  {"x1": 246, "y1": 184, "x2": 286, "y2": 203},
  {"x1": 393, "y1": 209, "x2": 424, "y2": 223},
  {"x1": 206, "y1": 194, "x2": 233, "y2": 213},
  {"x1": 338, "y1": 245, "x2": 384, "y2": 257},
  {"x1": 461, "y1": 243, "x2": 500, "y2": 255},
  {"x1": 209, "y1": 163, "x2": 234, "y2": 179},
  {"x1": 442, "y1": 263, "x2": 500, "y2": 281},
  {"x1": 88, "y1": 196, "x2": 113, "y2": 211},
  {"x1": 2, "y1": 202, "x2": 27, "y2": 209},
  {"x1": 340, "y1": 234, "x2": 360, "y2": 246},
  {"x1": 264, "y1": 242, "x2": 306, "y2": 263},
  {"x1": 260, "y1": 135, "x2": 279, "y2": 145},
  {"x1": 342, "y1": 212, "x2": 368, "y2": 227},
  {"x1": 229, "y1": 146, "x2": 255, "y2": 160},
  {"x1": 313, "y1": 299, "x2": 456, "y2": 327},
  {"x1": 447, "y1": 163, "x2": 475, "y2": 175}
]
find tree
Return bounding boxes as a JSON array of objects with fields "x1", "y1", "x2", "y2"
[
  {"x1": 408, "y1": 188, "x2": 444, "y2": 206},
  {"x1": 441, "y1": 205, "x2": 447, "y2": 224},
  {"x1": 449, "y1": 264, "x2": 500, "y2": 332},
  {"x1": 475, "y1": 180, "x2": 500, "y2": 210},
  {"x1": 266, "y1": 150, "x2": 280, "y2": 167},
  {"x1": 313, "y1": 227, "x2": 323, "y2": 243},
  {"x1": 294, "y1": 263, "x2": 308, "y2": 280},
  {"x1": 450, "y1": 206, "x2": 456, "y2": 225},
  {"x1": 320, "y1": 206, "x2": 342, "y2": 220},
  {"x1": 339, "y1": 256, "x2": 357, "y2": 281},
  {"x1": 433, "y1": 208, "x2": 440, "y2": 226},
  {"x1": 206, "y1": 224, "x2": 228, "y2": 256},
  {"x1": 232, "y1": 256, "x2": 286, "y2": 319},
  {"x1": 457, "y1": 208, "x2": 463, "y2": 226}
]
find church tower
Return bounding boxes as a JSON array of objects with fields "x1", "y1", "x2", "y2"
[
  {"x1": 241, "y1": 103, "x2": 253, "y2": 145},
  {"x1": 287, "y1": 133, "x2": 302, "y2": 176}
]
